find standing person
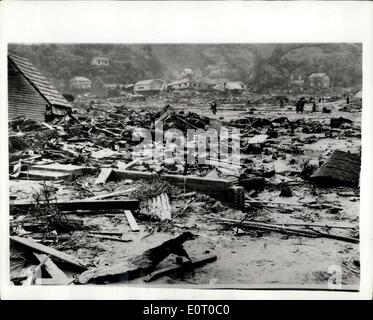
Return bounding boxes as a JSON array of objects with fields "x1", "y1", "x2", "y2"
[
  {"x1": 346, "y1": 95, "x2": 350, "y2": 105},
  {"x1": 295, "y1": 99, "x2": 300, "y2": 114},
  {"x1": 312, "y1": 100, "x2": 317, "y2": 112},
  {"x1": 295, "y1": 97, "x2": 306, "y2": 114},
  {"x1": 280, "y1": 99, "x2": 284, "y2": 108},
  {"x1": 210, "y1": 101, "x2": 217, "y2": 115}
]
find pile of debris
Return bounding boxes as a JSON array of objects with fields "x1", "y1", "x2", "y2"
[{"x1": 8, "y1": 97, "x2": 361, "y2": 286}]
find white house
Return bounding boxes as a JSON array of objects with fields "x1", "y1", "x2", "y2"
[
  {"x1": 69, "y1": 76, "x2": 92, "y2": 90},
  {"x1": 91, "y1": 57, "x2": 109, "y2": 67}
]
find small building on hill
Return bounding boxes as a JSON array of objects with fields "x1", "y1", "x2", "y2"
[
  {"x1": 69, "y1": 76, "x2": 92, "y2": 90},
  {"x1": 289, "y1": 73, "x2": 305, "y2": 88},
  {"x1": 167, "y1": 78, "x2": 192, "y2": 91},
  {"x1": 91, "y1": 56, "x2": 109, "y2": 67},
  {"x1": 134, "y1": 79, "x2": 163, "y2": 94},
  {"x1": 8, "y1": 50, "x2": 72, "y2": 121},
  {"x1": 308, "y1": 73, "x2": 331, "y2": 89}
]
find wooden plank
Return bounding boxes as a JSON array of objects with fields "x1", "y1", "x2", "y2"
[
  {"x1": 247, "y1": 134, "x2": 269, "y2": 144},
  {"x1": 10, "y1": 236, "x2": 87, "y2": 270},
  {"x1": 113, "y1": 169, "x2": 238, "y2": 201},
  {"x1": 95, "y1": 168, "x2": 113, "y2": 185},
  {"x1": 87, "y1": 187, "x2": 137, "y2": 200},
  {"x1": 117, "y1": 158, "x2": 140, "y2": 170},
  {"x1": 34, "y1": 278, "x2": 75, "y2": 285},
  {"x1": 87, "y1": 234, "x2": 132, "y2": 243},
  {"x1": 143, "y1": 254, "x2": 217, "y2": 282},
  {"x1": 11, "y1": 199, "x2": 139, "y2": 213},
  {"x1": 22, "y1": 255, "x2": 48, "y2": 286},
  {"x1": 90, "y1": 231, "x2": 123, "y2": 236},
  {"x1": 22, "y1": 266, "x2": 38, "y2": 286},
  {"x1": 33, "y1": 252, "x2": 70, "y2": 280},
  {"x1": 124, "y1": 210, "x2": 140, "y2": 232}
]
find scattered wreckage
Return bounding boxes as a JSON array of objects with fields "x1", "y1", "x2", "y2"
[{"x1": 8, "y1": 97, "x2": 361, "y2": 286}]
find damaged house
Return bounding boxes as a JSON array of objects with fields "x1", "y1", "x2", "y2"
[
  {"x1": 167, "y1": 78, "x2": 192, "y2": 91},
  {"x1": 213, "y1": 81, "x2": 247, "y2": 94},
  {"x1": 8, "y1": 50, "x2": 72, "y2": 121},
  {"x1": 134, "y1": 79, "x2": 164, "y2": 95},
  {"x1": 308, "y1": 73, "x2": 331, "y2": 89}
]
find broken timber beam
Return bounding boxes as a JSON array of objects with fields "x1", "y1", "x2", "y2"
[
  {"x1": 124, "y1": 210, "x2": 140, "y2": 232},
  {"x1": 33, "y1": 252, "x2": 72, "y2": 283},
  {"x1": 113, "y1": 169, "x2": 238, "y2": 201},
  {"x1": 34, "y1": 278, "x2": 75, "y2": 285},
  {"x1": 87, "y1": 234, "x2": 132, "y2": 243},
  {"x1": 86, "y1": 187, "x2": 137, "y2": 200},
  {"x1": 143, "y1": 254, "x2": 217, "y2": 282},
  {"x1": 10, "y1": 236, "x2": 87, "y2": 270},
  {"x1": 11, "y1": 199, "x2": 139, "y2": 214},
  {"x1": 22, "y1": 257, "x2": 48, "y2": 286},
  {"x1": 95, "y1": 168, "x2": 113, "y2": 185}
]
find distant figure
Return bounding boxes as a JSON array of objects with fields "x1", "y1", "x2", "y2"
[
  {"x1": 210, "y1": 101, "x2": 217, "y2": 115},
  {"x1": 280, "y1": 99, "x2": 284, "y2": 108},
  {"x1": 312, "y1": 101, "x2": 317, "y2": 112},
  {"x1": 318, "y1": 97, "x2": 322, "y2": 103},
  {"x1": 247, "y1": 99, "x2": 251, "y2": 107},
  {"x1": 346, "y1": 96, "x2": 350, "y2": 105},
  {"x1": 295, "y1": 97, "x2": 306, "y2": 114}
]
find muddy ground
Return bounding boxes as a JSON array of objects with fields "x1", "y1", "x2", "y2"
[{"x1": 9, "y1": 96, "x2": 361, "y2": 288}]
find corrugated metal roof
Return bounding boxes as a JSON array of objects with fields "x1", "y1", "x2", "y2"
[
  {"x1": 135, "y1": 79, "x2": 162, "y2": 86},
  {"x1": 8, "y1": 50, "x2": 71, "y2": 109},
  {"x1": 310, "y1": 150, "x2": 360, "y2": 187}
]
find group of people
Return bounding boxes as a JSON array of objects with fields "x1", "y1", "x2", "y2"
[
  {"x1": 209, "y1": 94, "x2": 349, "y2": 115},
  {"x1": 295, "y1": 97, "x2": 320, "y2": 114}
]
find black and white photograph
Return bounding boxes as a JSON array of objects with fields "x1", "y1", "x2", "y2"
[{"x1": 1, "y1": 1, "x2": 372, "y2": 301}]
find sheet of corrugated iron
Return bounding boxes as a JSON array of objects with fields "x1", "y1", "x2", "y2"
[
  {"x1": 310, "y1": 150, "x2": 361, "y2": 187},
  {"x1": 8, "y1": 60, "x2": 47, "y2": 121},
  {"x1": 8, "y1": 50, "x2": 71, "y2": 109}
]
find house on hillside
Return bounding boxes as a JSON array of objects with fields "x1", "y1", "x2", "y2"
[
  {"x1": 91, "y1": 56, "x2": 109, "y2": 67},
  {"x1": 308, "y1": 73, "x2": 331, "y2": 89},
  {"x1": 134, "y1": 79, "x2": 163, "y2": 94},
  {"x1": 69, "y1": 76, "x2": 92, "y2": 90},
  {"x1": 178, "y1": 68, "x2": 193, "y2": 80},
  {"x1": 213, "y1": 81, "x2": 247, "y2": 94},
  {"x1": 8, "y1": 50, "x2": 72, "y2": 121},
  {"x1": 167, "y1": 78, "x2": 192, "y2": 91},
  {"x1": 289, "y1": 73, "x2": 305, "y2": 88}
]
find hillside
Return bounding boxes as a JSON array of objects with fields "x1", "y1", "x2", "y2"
[{"x1": 8, "y1": 43, "x2": 362, "y2": 91}]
